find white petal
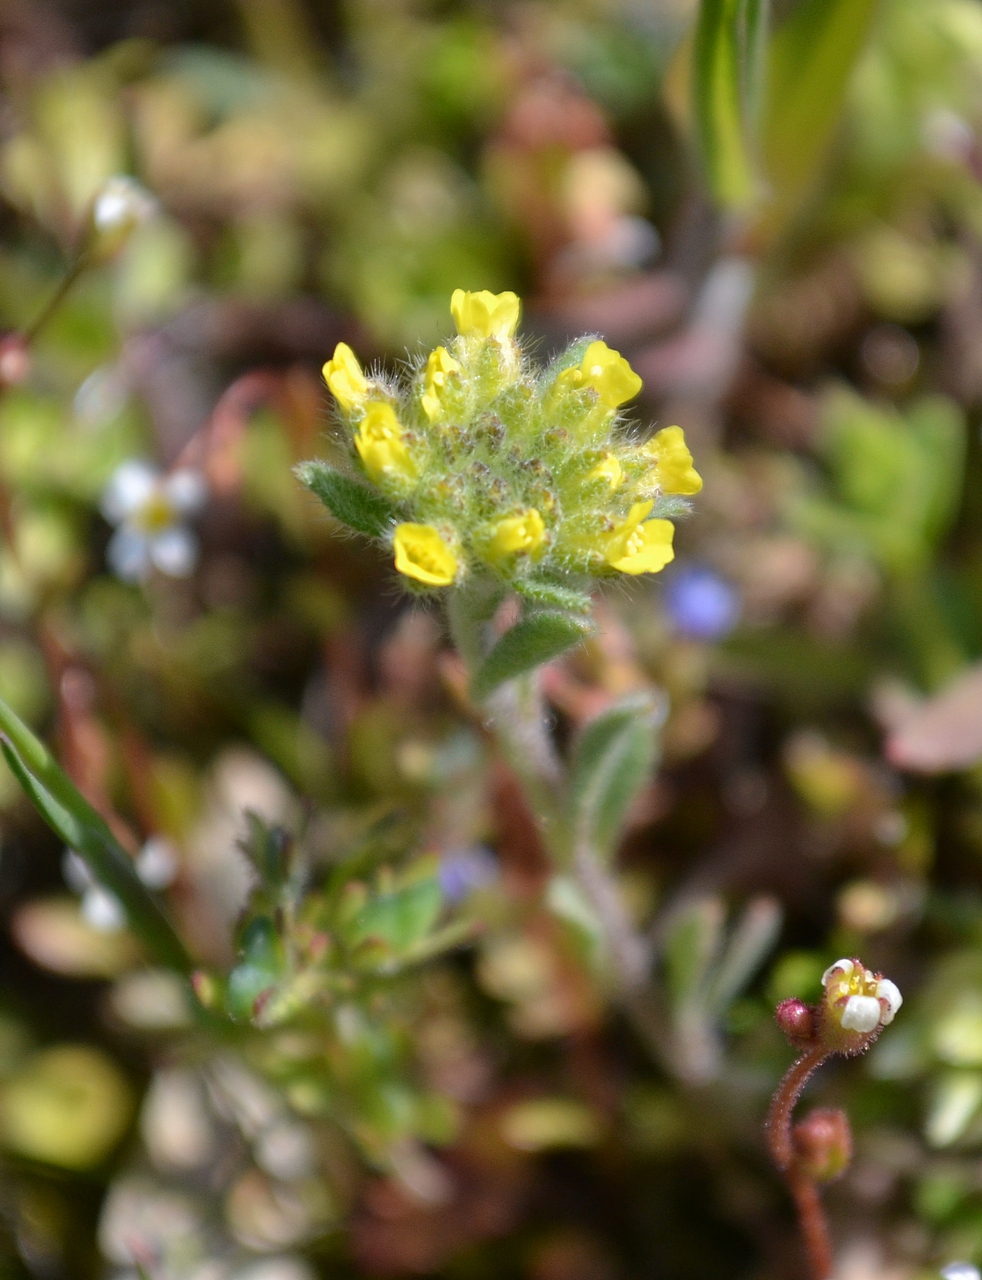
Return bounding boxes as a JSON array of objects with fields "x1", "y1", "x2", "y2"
[
  {"x1": 841, "y1": 994, "x2": 881, "y2": 1033},
  {"x1": 107, "y1": 525, "x2": 152, "y2": 581},
  {"x1": 136, "y1": 836, "x2": 179, "y2": 889},
  {"x1": 163, "y1": 468, "x2": 207, "y2": 516},
  {"x1": 150, "y1": 526, "x2": 198, "y2": 577},
  {"x1": 822, "y1": 958, "x2": 853, "y2": 987},
  {"x1": 62, "y1": 848, "x2": 93, "y2": 894},
  {"x1": 876, "y1": 978, "x2": 903, "y2": 1024},
  {"x1": 101, "y1": 459, "x2": 159, "y2": 523},
  {"x1": 81, "y1": 885, "x2": 126, "y2": 932}
]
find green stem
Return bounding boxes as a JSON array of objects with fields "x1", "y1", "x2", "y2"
[
  {"x1": 23, "y1": 253, "x2": 91, "y2": 345},
  {"x1": 0, "y1": 693, "x2": 192, "y2": 971}
]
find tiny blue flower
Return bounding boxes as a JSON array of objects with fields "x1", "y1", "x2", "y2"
[{"x1": 663, "y1": 564, "x2": 740, "y2": 640}]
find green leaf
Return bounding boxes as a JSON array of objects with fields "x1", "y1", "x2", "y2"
[
  {"x1": 470, "y1": 611, "x2": 593, "y2": 701},
  {"x1": 760, "y1": 0, "x2": 879, "y2": 240},
  {"x1": 296, "y1": 460, "x2": 397, "y2": 537},
  {"x1": 664, "y1": 897, "x2": 725, "y2": 1010},
  {"x1": 692, "y1": 0, "x2": 768, "y2": 208},
  {"x1": 0, "y1": 697, "x2": 190, "y2": 972},
  {"x1": 706, "y1": 896, "x2": 782, "y2": 1015},
  {"x1": 516, "y1": 578, "x2": 593, "y2": 615},
  {"x1": 569, "y1": 694, "x2": 663, "y2": 856},
  {"x1": 348, "y1": 877, "x2": 443, "y2": 954}
]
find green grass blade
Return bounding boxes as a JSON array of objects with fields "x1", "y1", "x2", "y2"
[{"x1": 0, "y1": 697, "x2": 191, "y2": 972}]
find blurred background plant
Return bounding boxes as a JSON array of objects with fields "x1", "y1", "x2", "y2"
[{"x1": 0, "y1": 0, "x2": 980, "y2": 1278}]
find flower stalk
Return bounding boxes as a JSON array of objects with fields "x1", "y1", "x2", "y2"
[{"x1": 766, "y1": 959, "x2": 902, "y2": 1280}]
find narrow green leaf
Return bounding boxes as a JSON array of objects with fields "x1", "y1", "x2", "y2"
[
  {"x1": 0, "y1": 697, "x2": 191, "y2": 972},
  {"x1": 693, "y1": 0, "x2": 764, "y2": 208},
  {"x1": 570, "y1": 694, "x2": 663, "y2": 856},
  {"x1": 296, "y1": 460, "x2": 397, "y2": 537},
  {"x1": 664, "y1": 897, "x2": 725, "y2": 1010},
  {"x1": 470, "y1": 611, "x2": 592, "y2": 701},
  {"x1": 760, "y1": 0, "x2": 879, "y2": 239},
  {"x1": 706, "y1": 895, "x2": 782, "y2": 1014}
]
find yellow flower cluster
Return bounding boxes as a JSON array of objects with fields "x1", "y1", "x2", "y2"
[{"x1": 315, "y1": 290, "x2": 702, "y2": 591}]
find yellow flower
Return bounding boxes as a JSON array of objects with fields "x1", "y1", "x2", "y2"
[
  {"x1": 450, "y1": 289, "x2": 521, "y2": 341},
  {"x1": 486, "y1": 509, "x2": 547, "y2": 563},
  {"x1": 354, "y1": 403, "x2": 417, "y2": 486},
  {"x1": 323, "y1": 342, "x2": 369, "y2": 413},
  {"x1": 586, "y1": 453, "x2": 622, "y2": 489},
  {"x1": 605, "y1": 501, "x2": 675, "y2": 575},
  {"x1": 555, "y1": 341, "x2": 642, "y2": 409},
  {"x1": 645, "y1": 426, "x2": 702, "y2": 495},
  {"x1": 393, "y1": 524, "x2": 459, "y2": 586},
  {"x1": 421, "y1": 346, "x2": 461, "y2": 420}
]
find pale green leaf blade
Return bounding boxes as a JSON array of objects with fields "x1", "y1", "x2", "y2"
[
  {"x1": 470, "y1": 612, "x2": 593, "y2": 701},
  {"x1": 570, "y1": 694, "x2": 663, "y2": 856}
]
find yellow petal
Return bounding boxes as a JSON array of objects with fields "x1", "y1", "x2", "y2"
[
  {"x1": 393, "y1": 524, "x2": 459, "y2": 586},
  {"x1": 450, "y1": 289, "x2": 521, "y2": 340},
  {"x1": 646, "y1": 426, "x2": 702, "y2": 496},
  {"x1": 607, "y1": 518, "x2": 675, "y2": 575},
  {"x1": 586, "y1": 453, "x2": 622, "y2": 489},
  {"x1": 578, "y1": 340, "x2": 642, "y2": 409},
  {"x1": 486, "y1": 509, "x2": 547, "y2": 563},
  {"x1": 421, "y1": 345, "x2": 461, "y2": 420},
  {"x1": 323, "y1": 342, "x2": 368, "y2": 413},
  {"x1": 354, "y1": 403, "x2": 417, "y2": 486}
]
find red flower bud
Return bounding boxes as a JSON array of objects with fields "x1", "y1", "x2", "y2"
[
  {"x1": 792, "y1": 1107, "x2": 852, "y2": 1182},
  {"x1": 775, "y1": 998, "x2": 816, "y2": 1045}
]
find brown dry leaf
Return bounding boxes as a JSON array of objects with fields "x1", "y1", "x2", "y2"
[{"x1": 885, "y1": 662, "x2": 982, "y2": 772}]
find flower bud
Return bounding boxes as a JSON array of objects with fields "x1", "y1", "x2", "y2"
[
  {"x1": 775, "y1": 998, "x2": 816, "y2": 1045},
  {"x1": 792, "y1": 1107, "x2": 852, "y2": 1182},
  {"x1": 88, "y1": 176, "x2": 157, "y2": 261}
]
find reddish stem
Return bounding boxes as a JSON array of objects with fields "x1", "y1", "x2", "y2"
[{"x1": 766, "y1": 1045, "x2": 833, "y2": 1280}]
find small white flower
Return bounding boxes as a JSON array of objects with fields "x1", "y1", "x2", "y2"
[
  {"x1": 136, "y1": 836, "x2": 179, "y2": 890},
  {"x1": 101, "y1": 460, "x2": 207, "y2": 583},
  {"x1": 941, "y1": 1265, "x2": 981, "y2": 1280},
  {"x1": 840, "y1": 994, "x2": 882, "y2": 1033},
  {"x1": 81, "y1": 884, "x2": 126, "y2": 932}
]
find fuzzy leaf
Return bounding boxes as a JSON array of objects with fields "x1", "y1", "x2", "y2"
[
  {"x1": 516, "y1": 578, "x2": 593, "y2": 615},
  {"x1": 471, "y1": 611, "x2": 593, "y2": 701},
  {"x1": 297, "y1": 460, "x2": 397, "y2": 537},
  {"x1": 569, "y1": 694, "x2": 662, "y2": 856}
]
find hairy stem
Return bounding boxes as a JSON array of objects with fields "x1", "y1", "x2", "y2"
[{"x1": 766, "y1": 1045, "x2": 833, "y2": 1280}]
